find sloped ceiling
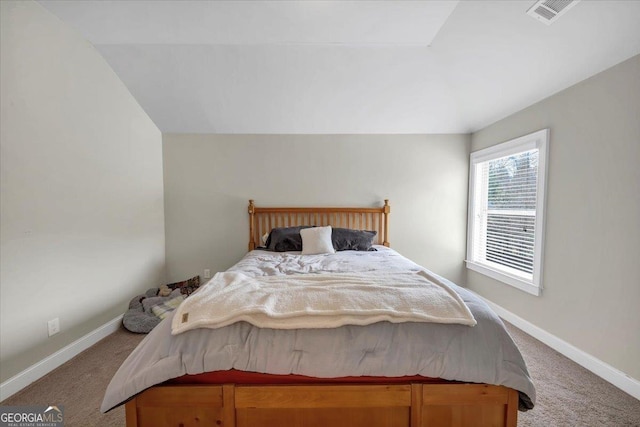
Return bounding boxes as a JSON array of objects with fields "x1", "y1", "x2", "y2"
[{"x1": 38, "y1": 0, "x2": 640, "y2": 134}]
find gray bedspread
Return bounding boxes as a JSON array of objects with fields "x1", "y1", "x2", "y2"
[{"x1": 101, "y1": 247, "x2": 535, "y2": 412}]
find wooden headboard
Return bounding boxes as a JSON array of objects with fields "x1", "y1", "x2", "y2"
[{"x1": 248, "y1": 200, "x2": 390, "y2": 251}]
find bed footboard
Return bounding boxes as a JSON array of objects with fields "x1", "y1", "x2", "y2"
[{"x1": 125, "y1": 383, "x2": 518, "y2": 427}]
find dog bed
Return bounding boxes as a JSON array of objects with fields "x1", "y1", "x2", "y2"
[{"x1": 123, "y1": 276, "x2": 200, "y2": 333}]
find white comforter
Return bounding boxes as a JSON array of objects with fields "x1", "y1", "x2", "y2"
[{"x1": 171, "y1": 270, "x2": 476, "y2": 333}]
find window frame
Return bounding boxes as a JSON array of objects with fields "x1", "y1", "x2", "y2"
[{"x1": 466, "y1": 129, "x2": 549, "y2": 296}]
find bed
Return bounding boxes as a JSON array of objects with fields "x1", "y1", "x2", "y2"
[{"x1": 103, "y1": 200, "x2": 535, "y2": 427}]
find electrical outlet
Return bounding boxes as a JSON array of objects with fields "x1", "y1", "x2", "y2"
[
  {"x1": 47, "y1": 318, "x2": 60, "y2": 337},
  {"x1": 204, "y1": 269, "x2": 211, "y2": 279}
]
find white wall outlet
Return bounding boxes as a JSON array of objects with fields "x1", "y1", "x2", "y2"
[
  {"x1": 47, "y1": 318, "x2": 60, "y2": 337},
  {"x1": 204, "y1": 269, "x2": 211, "y2": 279}
]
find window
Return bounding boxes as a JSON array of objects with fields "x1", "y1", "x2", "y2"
[{"x1": 466, "y1": 129, "x2": 549, "y2": 296}]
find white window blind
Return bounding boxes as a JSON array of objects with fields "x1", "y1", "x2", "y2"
[{"x1": 467, "y1": 130, "x2": 549, "y2": 296}]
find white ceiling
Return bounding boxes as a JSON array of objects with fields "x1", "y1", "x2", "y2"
[{"x1": 38, "y1": 0, "x2": 640, "y2": 134}]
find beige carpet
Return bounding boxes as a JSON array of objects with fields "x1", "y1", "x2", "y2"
[
  {"x1": 504, "y1": 322, "x2": 640, "y2": 427},
  {"x1": 2, "y1": 322, "x2": 639, "y2": 426},
  {"x1": 2, "y1": 327, "x2": 143, "y2": 426}
]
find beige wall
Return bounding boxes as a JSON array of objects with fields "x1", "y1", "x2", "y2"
[
  {"x1": 163, "y1": 134, "x2": 470, "y2": 285},
  {"x1": 0, "y1": 1, "x2": 165, "y2": 383},
  {"x1": 468, "y1": 55, "x2": 640, "y2": 380}
]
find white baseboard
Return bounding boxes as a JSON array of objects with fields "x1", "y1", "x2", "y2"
[
  {"x1": 480, "y1": 296, "x2": 640, "y2": 401},
  {"x1": 0, "y1": 315, "x2": 123, "y2": 401}
]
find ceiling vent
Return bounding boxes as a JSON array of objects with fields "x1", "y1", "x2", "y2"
[{"x1": 527, "y1": 0, "x2": 581, "y2": 25}]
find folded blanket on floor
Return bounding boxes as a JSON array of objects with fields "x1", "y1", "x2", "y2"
[{"x1": 151, "y1": 295, "x2": 185, "y2": 319}]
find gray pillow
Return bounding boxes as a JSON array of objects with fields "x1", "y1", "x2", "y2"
[
  {"x1": 265, "y1": 226, "x2": 313, "y2": 252},
  {"x1": 331, "y1": 228, "x2": 377, "y2": 251},
  {"x1": 123, "y1": 290, "x2": 162, "y2": 334}
]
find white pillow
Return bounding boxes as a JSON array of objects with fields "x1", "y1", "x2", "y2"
[{"x1": 300, "y1": 226, "x2": 336, "y2": 255}]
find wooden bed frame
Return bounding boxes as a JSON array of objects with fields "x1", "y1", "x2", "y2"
[{"x1": 125, "y1": 200, "x2": 519, "y2": 427}]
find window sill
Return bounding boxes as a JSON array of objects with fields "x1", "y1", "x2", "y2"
[{"x1": 465, "y1": 260, "x2": 542, "y2": 296}]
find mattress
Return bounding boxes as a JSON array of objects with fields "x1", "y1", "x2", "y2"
[{"x1": 101, "y1": 246, "x2": 536, "y2": 412}]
